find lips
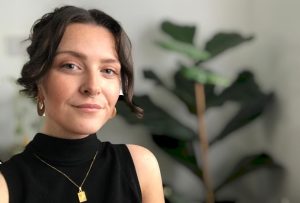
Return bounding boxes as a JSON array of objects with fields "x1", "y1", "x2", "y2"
[{"x1": 75, "y1": 103, "x2": 102, "y2": 109}]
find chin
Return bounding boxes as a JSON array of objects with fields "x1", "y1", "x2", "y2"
[
  {"x1": 73, "y1": 123, "x2": 105, "y2": 135},
  {"x1": 74, "y1": 127, "x2": 100, "y2": 136},
  {"x1": 62, "y1": 116, "x2": 109, "y2": 137}
]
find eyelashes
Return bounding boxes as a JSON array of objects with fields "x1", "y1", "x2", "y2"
[
  {"x1": 101, "y1": 68, "x2": 119, "y2": 76},
  {"x1": 61, "y1": 63, "x2": 81, "y2": 70},
  {"x1": 59, "y1": 62, "x2": 120, "y2": 79}
]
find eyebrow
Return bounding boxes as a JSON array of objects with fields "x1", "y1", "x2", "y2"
[{"x1": 55, "y1": 50, "x2": 120, "y2": 64}]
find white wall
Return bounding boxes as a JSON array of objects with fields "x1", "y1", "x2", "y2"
[
  {"x1": 252, "y1": 1, "x2": 300, "y2": 202},
  {"x1": 0, "y1": 0, "x2": 298, "y2": 202}
]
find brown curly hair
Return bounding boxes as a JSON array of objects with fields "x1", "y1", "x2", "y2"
[{"x1": 17, "y1": 5, "x2": 143, "y2": 118}]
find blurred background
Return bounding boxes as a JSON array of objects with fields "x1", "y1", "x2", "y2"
[{"x1": 0, "y1": 0, "x2": 299, "y2": 202}]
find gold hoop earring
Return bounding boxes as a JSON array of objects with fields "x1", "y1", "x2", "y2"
[{"x1": 37, "y1": 99, "x2": 45, "y2": 117}]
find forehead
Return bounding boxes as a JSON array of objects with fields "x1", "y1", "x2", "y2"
[
  {"x1": 62, "y1": 23, "x2": 115, "y2": 40},
  {"x1": 57, "y1": 23, "x2": 118, "y2": 58}
]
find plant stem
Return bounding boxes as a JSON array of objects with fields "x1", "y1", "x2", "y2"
[{"x1": 195, "y1": 84, "x2": 215, "y2": 203}]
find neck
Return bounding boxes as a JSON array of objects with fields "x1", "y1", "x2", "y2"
[
  {"x1": 40, "y1": 125, "x2": 92, "y2": 140},
  {"x1": 40, "y1": 117, "x2": 99, "y2": 140},
  {"x1": 25, "y1": 132, "x2": 100, "y2": 165}
]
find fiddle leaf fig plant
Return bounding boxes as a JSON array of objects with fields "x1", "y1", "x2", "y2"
[{"x1": 117, "y1": 20, "x2": 283, "y2": 203}]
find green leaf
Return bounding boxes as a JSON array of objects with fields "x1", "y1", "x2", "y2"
[
  {"x1": 208, "y1": 70, "x2": 275, "y2": 145},
  {"x1": 172, "y1": 68, "x2": 224, "y2": 114},
  {"x1": 117, "y1": 95, "x2": 197, "y2": 141},
  {"x1": 217, "y1": 71, "x2": 264, "y2": 104},
  {"x1": 172, "y1": 68, "x2": 197, "y2": 114},
  {"x1": 204, "y1": 33, "x2": 254, "y2": 59},
  {"x1": 215, "y1": 153, "x2": 283, "y2": 192},
  {"x1": 152, "y1": 134, "x2": 202, "y2": 179},
  {"x1": 180, "y1": 65, "x2": 229, "y2": 86},
  {"x1": 164, "y1": 184, "x2": 199, "y2": 203},
  {"x1": 161, "y1": 21, "x2": 196, "y2": 44},
  {"x1": 143, "y1": 69, "x2": 165, "y2": 86},
  {"x1": 156, "y1": 40, "x2": 210, "y2": 61},
  {"x1": 204, "y1": 84, "x2": 225, "y2": 108},
  {"x1": 210, "y1": 93, "x2": 274, "y2": 145},
  {"x1": 165, "y1": 189, "x2": 201, "y2": 203}
]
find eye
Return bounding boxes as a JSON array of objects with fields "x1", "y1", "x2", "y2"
[
  {"x1": 102, "y1": 68, "x2": 115, "y2": 75},
  {"x1": 101, "y1": 68, "x2": 119, "y2": 77},
  {"x1": 61, "y1": 63, "x2": 80, "y2": 70}
]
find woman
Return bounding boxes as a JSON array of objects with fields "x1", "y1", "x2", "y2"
[{"x1": 0, "y1": 5, "x2": 164, "y2": 203}]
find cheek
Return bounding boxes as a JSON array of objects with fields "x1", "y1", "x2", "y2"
[
  {"x1": 42, "y1": 76, "x2": 75, "y2": 106},
  {"x1": 46, "y1": 89, "x2": 67, "y2": 104},
  {"x1": 106, "y1": 83, "x2": 121, "y2": 104},
  {"x1": 43, "y1": 89, "x2": 64, "y2": 110}
]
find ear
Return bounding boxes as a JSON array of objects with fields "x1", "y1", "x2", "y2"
[
  {"x1": 37, "y1": 83, "x2": 45, "y2": 100},
  {"x1": 110, "y1": 107, "x2": 117, "y2": 119}
]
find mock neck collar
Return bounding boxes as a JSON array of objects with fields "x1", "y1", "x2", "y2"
[{"x1": 25, "y1": 133, "x2": 100, "y2": 166}]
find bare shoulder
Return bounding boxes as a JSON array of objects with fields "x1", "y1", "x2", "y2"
[
  {"x1": 126, "y1": 144, "x2": 165, "y2": 203},
  {"x1": 126, "y1": 145, "x2": 160, "y2": 181},
  {"x1": 0, "y1": 172, "x2": 9, "y2": 203},
  {"x1": 127, "y1": 145, "x2": 158, "y2": 169}
]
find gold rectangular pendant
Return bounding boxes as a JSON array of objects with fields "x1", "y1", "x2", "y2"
[{"x1": 78, "y1": 190, "x2": 87, "y2": 202}]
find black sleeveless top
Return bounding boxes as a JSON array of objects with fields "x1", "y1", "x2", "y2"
[{"x1": 0, "y1": 133, "x2": 142, "y2": 203}]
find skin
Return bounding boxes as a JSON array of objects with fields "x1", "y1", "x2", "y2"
[
  {"x1": 128, "y1": 145, "x2": 165, "y2": 203},
  {"x1": 0, "y1": 23, "x2": 165, "y2": 203},
  {"x1": 39, "y1": 23, "x2": 121, "y2": 139},
  {"x1": 0, "y1": 173, "x2": 8, "y2": 203}
]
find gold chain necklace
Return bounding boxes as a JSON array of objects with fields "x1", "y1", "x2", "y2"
[{"x1": 34, "y1": 150, "x2": 98, "y2": 202}]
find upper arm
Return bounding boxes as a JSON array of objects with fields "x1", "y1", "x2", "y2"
[
  {"x1": 0, "y1": 172, "x2": 9, "y2": 203},
  {"x1": 127, "y1": 145, "x2": 165, "y2": 203}
]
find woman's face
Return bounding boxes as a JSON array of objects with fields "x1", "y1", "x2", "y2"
[{"x1": 38, "y1": 23, "x2": 121, "y2": 139}]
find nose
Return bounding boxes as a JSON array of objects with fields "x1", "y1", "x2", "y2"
[{"x1": 80, "y1": 72, "x2": 101, "y2": 98}]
